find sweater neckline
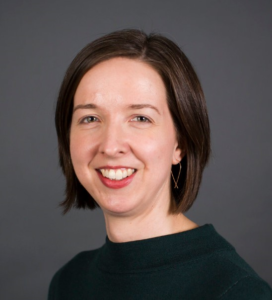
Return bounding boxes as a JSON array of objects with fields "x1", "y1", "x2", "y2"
[{"x1": 96, "y1": 224, "x2": 233, "y2": 273}]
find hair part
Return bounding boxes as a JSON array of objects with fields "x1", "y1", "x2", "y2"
[{"x1": 55, "y1": 29, "x2": 211, "y2": 214}]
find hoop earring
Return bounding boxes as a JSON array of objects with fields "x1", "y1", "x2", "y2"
[{"x1": 171, "y1": 162, "x2": 182, "y2": 189}]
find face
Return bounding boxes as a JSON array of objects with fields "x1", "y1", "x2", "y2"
[{"x1": 70, "y1": 57, "x2": 182, "y2": 217}]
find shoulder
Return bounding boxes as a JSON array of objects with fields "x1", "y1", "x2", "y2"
[
  {"x1": 213, "y1": 250, "x2": 272, "y2": 299},
  {"x1": 189, "y1": 225, "x2": 272, "y2": 299},
  {"x1": 218, "y1": 275, "x2": 272, "y2": 300},
  {"x1": 59, "y1": 249, "x2": 99, "y2": 271},
  {"x1": 48, "y1": 249, "x2": 99, "y2": 299}
]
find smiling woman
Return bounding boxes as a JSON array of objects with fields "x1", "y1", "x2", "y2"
[
  {"x1": 70, "y1": 57, "x2": 182, "y2": 219},
  {"x1": 49, "y1": 29, "x2": 272, "y2": 299}
]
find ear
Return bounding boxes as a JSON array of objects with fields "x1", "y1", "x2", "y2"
[{"x1": 172, "y1": 143, "x2": 184, "y2": 165}]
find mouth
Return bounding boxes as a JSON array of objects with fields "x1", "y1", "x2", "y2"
[{"x1": 97, "y1": 168, "x2": 136, "y2": 181}]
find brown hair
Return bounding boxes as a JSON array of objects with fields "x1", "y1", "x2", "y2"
[{"x1": 55, "y1": 29, "x2": 211, "y2": 214}]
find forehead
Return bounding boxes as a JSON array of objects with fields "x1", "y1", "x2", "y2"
[{"x1": 74, "y1": 57, "x2": 167, "y2": 108}]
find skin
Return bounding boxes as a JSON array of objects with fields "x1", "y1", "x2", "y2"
[{"x1": 70, "y1": 57, "x2": 197, "y2": 243}]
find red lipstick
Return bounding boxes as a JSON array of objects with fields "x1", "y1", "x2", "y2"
[
  {"x1": 96, "y1": 169, "x2": 136, "y2": 189},
  {"x1": 97, "y1": 165, "x2": 135, "y2": 169}
]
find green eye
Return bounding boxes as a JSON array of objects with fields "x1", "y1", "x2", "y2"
[
  {"x1": 82, "y1": 116, "x2": 99, "y2": 123},
  {"x1": 132, "y1": 116, "x2": 151, "y2": 122}
]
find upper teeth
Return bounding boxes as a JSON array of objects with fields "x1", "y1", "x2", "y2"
[{"x1": 100, "y1": 168, "x2": 135, "y2": 180}]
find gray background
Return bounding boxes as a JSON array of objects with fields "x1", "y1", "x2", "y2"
[{"x1": 1, "y1": 0, "x2": 271, "y2": 299}]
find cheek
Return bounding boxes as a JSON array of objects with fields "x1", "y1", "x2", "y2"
[
  {"x1": 70, "y1": 132, "x2": 94, "y2": 168},
  {"x1": 70, "y1": 135, "x2": 82, "y2": 164},
  {"x1": 133, "y1": 131, "x2": 176, "y2": 167}
]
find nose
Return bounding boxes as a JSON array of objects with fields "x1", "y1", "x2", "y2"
[{"x1": 99, "y1": 123, "x2": 128, "y2": 157}]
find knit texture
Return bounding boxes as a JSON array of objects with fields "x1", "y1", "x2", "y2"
[{"x1": 48, "y1": 224, "x2": 272, "y2": 299}]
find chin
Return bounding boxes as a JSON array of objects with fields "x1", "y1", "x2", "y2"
[{"x1": 99, "y1": 196, "x2": 139, "y2": 216}]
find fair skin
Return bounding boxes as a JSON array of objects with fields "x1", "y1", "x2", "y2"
[{"x1": 70, "y1": 57, "x2": 197, "y2": 243}]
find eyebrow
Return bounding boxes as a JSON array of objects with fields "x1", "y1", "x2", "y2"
[
  {"x1": 73, "y1": 103, "x2": 97, "y2": 112},
  {"x1": 73, "y1": 103, "x2": 161, "y2": 115},
  {"x1": 128, "y1": 104, "x2": 161, "y2": 115}
]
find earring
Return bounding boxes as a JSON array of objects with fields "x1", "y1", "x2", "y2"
[{"x1": 171, "y1": 162, "x2": 182, "y2": 189}]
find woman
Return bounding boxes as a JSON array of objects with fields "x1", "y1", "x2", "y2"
[{"x1": 48, "y1": 29, "x2": 272, "y2": 299}]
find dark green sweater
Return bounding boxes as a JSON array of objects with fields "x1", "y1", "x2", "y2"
[{"x1": 48, "y1": 224, "x2": 272, "y2": 299}]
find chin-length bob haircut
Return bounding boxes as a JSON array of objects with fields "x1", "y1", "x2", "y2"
[{"x1": 55, "y1": 29, "x2": 210, "y2": 214}]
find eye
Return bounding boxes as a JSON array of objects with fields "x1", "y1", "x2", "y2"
[
  {"x1": 131, "y1": 116, "x2": 151, "y2": 123},
  {"x1": 81, "y1": 116, "x2": 99, "y2": 123}
]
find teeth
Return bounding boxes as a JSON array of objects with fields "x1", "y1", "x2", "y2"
[
  {"x1": 116, "y1": 170, "x2": 123, "y2": 180},
  {"x1": 99, "y1": 168, "x2": 135, "y2": 180},
  {"x1": 108, "y1": 169, "x2": 116, "y2": 180},
  {"x1": 122, "y1": 169, "x2": 127, "y2": 178}
]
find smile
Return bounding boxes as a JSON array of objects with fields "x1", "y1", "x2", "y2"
[{"x1": 99, "y1": 168, "x2": 136, "y2": 180}]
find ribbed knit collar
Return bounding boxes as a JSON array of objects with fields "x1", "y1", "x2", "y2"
[{"x1": 96, "y1": 224, "x2": 233, "y2": 273}]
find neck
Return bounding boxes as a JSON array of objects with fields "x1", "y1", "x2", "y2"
[{"x1": 103, "y1": 208, "x2": 198, "y2": 243}]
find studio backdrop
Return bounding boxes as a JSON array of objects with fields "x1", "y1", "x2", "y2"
[{"x1": 0, "y1": 1, "x2": 271, "y2": 299}]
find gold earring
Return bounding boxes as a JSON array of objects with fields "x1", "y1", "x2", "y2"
[{"x1": 171, "y1": 162, "x2": 182, "y2": 189}]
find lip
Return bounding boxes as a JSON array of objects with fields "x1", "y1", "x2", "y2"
[
  {"x1": 96, "y1": 165, "x2": 136, "y2": 170},
  {"x1": 96, "y1": 169, "x2": 136, "y2": 189}
]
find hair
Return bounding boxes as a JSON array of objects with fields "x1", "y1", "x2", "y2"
[{"x1": 55, "y1": 29, "x2": 211, "y2": 214}]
